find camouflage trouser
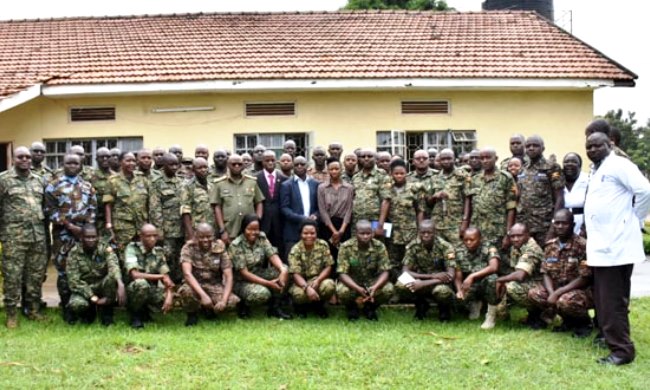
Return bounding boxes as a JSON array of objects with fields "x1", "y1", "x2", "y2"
[
  {"x1": 177, "y1": 282, "x2": 240, "y2": 313},
  {"x1": 126, "y1": 279, "x2": 165, "y2": 312},
  {"x1": 234, "y1": 267, "x2": 284, "y2": 305},
  {"x1": 51, "y1": 235, "x2": 78, "y2": 307},
  {"x1": 461, "y1": 274, "x2": 500, "y2": 306},
  {"x1": 162, "y1": 237, "x2": 185, "y2": 284},
  {"x1": 386, "y1": 242, "x2": 406, "y2": 282},
  {"x1": 436, "y1": 228, "x2": 462, "y2": 248},
  {"x1": 336, "y1": 281, "x2": 395, "y2": 305},
  {"x1": 489, "y1": 279, "x2": 541, "y2": 309},
  {"x1": 396, "y1": 281, "x2": 455, "y2": 304},
  {"x1": 114, "y1": 221, "x2": 138, "y2": 262},
  {"x1": 528, "y1": 285, "x2": 594, "y2": 318},
  {"x1": 289, "y1": 277, "x2": 336, "y2": 305},
  {"x1": 68, "y1": 275, "x2": 119, "y2": 314},
  {"x1": 1, "y1": 240, "x2": 47, "y2": 310}
]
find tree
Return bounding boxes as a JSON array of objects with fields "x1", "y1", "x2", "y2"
[
  {"x1": 343, "y1": 0, "x2": 453, "y2": 11},
  {"x1": 602, "y1": 109, "x2": 650, "y2": 176}
]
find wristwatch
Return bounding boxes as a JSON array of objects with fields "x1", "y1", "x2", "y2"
[
  {"x1": 90, "y1": 295, "x2": 99, "y2": 303},
  {"x1": 218, "y1": 228, "x2": 225, "y2": 235},
  {"x1": 105, "y1": 223, "x2": 113, "y2": 229}
]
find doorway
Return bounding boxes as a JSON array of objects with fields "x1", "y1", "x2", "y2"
[{"x1": 0, "y1": 142, "x2": 11, "y2": 172}]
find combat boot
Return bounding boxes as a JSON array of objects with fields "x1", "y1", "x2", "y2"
[
  {"x1": 267, "y1": 296, "x2": 293, "y2": 320},
  {"x1": 312, "y1": 301, "x2": 329, "y2": 319},
  {"x1": 413, "y1": 298, "x2": 430, "y2": 320},
  {"x1": 346, "y1": 303, "x2": 360, "y2": 321},
  {"x1": 468, "y1": 300, "x2": 483, "y2": 320},
  {"x1": 130, "y1": 310, "x2": 144, "y2": 329},
  {"x1": 363, "y1": 302, "x2": 378, "y2": 321},
  {"x1": 185, "y1": 312, "x2": 199, "y2": 327},
  {"x1": 81, "y1": 306, "x2": 97, "y2": 324},
  {"x1": 525, "y1": 309, "x2": 547, "y2": 330},
  {"x1": 5, "y1": 307, "x2": 18, "y2": 329},
  {"x1": 438, "y1": 304, "x2": 451, "y2": 322},
  {"x1": 572, "y1": 316, "x2": 593, "y2": 339},
  {"x1": 293, "y1": 303, "x2": 308, "y2": 319},
  {"x1": 99, "y1": 305, "x2": 114, "y2": 326},
  {"x1": 481, "y1": 304, "x2": 497, "y2": 329},
  {"x1": 236, "y1": 301, "x2": 251, "y2": 319},
  {"x1": 27, "y1": 309, "x2": 46, "y2": 322},
  {"x1": 63, "y1": 306, "x2": 77, "y2": 325}
]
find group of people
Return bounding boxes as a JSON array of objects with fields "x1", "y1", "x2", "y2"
[{"x1": 1, "y1": 119, "x2": 648, "y2": 366}]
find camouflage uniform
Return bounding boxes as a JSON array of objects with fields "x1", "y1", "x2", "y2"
[
  {"x1": 471, "y1": 170, "x2": 518, "y2": 246},
  {"x1": 0, "y1": 168, "x2": 48, "y2": 313},
  {"x1": 407, "y1": 168, "x2": 437, "y2": 218},
  {"x1": 177, "y1": 240, "x2": 240, "y2": 313},
  {"x1": 499, "y1": 155, "x2": 529, "y2": 172},
  {"x1": 149, "y1": 174, "x2": 184, "y2": 282},
  {"x1": 456, "y1": 243, "x2": 501, "y2": 305},
  {"x1": 613, "y1": 145, "x2": 631, "y2": 160},
  {"x1": 395, "y1": 237, "x2": 456, "y2": 304},
  {"x1": 180, "y1": 176, "x2": 214, "y2": 230},
  {"x1": 308, "y1": 167, "x2": 330, "y2": 183},
  {"x1": 45, "y1": 174, "x2": 97, "y2": 308},
  {"x1": 336, "y1": 238, "x2": 394, "y2": 304},
  {"x1": 103, "y1": 172, "x2": 150, "y2": 250},
  {"x1": 516, "y1": 157, "x2": 564, "y2": 245},
  {"x1": 528, "y1": 235, "x2": 593, "y2": 319},
  {"x1": 386, "y1": 182, "x2": 419, "y2": 279},
  {"x1": 351, "y1": 167, "x2": 392, "y2": 231},
  {"x1": 209, "y1": 175, "x2": 264, "y2": 238},
  {"x1": 228, "y1": 232, "x2": 285, "y2": 305},
  {"x1": 123, "y1": 242, "x2": 169, "y2": 312},
  {"x1": 287, "y1": 239, "x2": 336, "y2": 304},
  {"x1": 31, "y1": 164, "x2": 53, "y2": 184},
  {"x1": 493, "y1": 237, "x2": 544, "y2": 308},
  {"x1": 89, "y1": 168, "x2": 114, "y2": 238},
  {"x1": 429, "y1": 168, "x2": 471, "y2": 247},
  {"x1": 66, "y1": 241, "x2": 122, "y2": 314},
  {"x1": 342, "y1": 171, "x2": 356, "y2": 184},
  {"x1": 207, "y1": 168, "x2": 227, "y2": 182}
]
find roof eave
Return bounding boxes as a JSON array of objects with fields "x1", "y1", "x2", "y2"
[{"x1": 0, "y1": 85, "x2": 41, "y2": 113}]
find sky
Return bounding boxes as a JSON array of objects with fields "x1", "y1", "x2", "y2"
[{"x1": 2, "y1": 0, "x2": 646, "y2": 125}]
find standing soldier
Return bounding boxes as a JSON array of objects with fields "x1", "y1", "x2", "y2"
[
  {"x1": 351, "y1": 149, "x2": 391, "y2": 237},
  {"x1": 250, "y1": 144, "x2": 266, "y2": 176},
  {"x1": 341, "y1": 153, "x2": 358, "y2": 184},
  {"x1": 499, "y1": 134, "x2": 527, "y2": 171},
  {"x1": 283, "y1": 140, "x2": 297, "y2": 160},
  {"x1": 152, "y1": 147, "x2": 165, "y2": 171},
  {"x1": 0, "y1": 147, "x2": 48, "y2": 328},
  {"x1": 470, "y1": 147, "x2": 517, "y2": 249},
  {"x1": 308, "y1": 146, "x2": 329, "y2": 183},
  {"x1": 89, "y1": 147, "x2": 114, "y2": 239},
  {"x1": 67, "y1": 145, "x2": 94, "y2": 182},
  {"x1": 427, "y1": 148, "x2": 438, "y2": 170},
  {"x1": 29, "y1": 141, "x2": 53, "y2": 181},
  {"x1": 150, "y1": 153, "x2": 184, "y2": 283},
  {"x1": 208, "y1": 149, "x2": 229, "y2": 181},
  {"x1": 180, "y1": 158, "x2": 214, "y2": 241},
  {"x1": 516, "y1": 135, "x2": 565, "y2": 245},
  {"x1": 407, "y1": 149, "x2": 437, "y2": 218},
  {"x1": 426, "y1": 148, "x2": 472, "y2": 247},
  {"x1": 327, "y1": 142, "x2": 343, "y2": 161},
  {"x1": 195, "y1": 144, "x2": 210, "y2": 161},
  {"x1": 468, "y1": 149, "x2": 482, "y2": 178},
  {"x1": 67, "y1": 224, "x2": 126, "y2": 326},
  {"x1": 108, "y1": 147, "x2": 121, "y2": 172},
  {"x1": 211, "y1": 154, "x2": 264, "y2": 245},
  {"x1": 136, "y1": 148, "x2": 157, "y2": 183},
  {"x1": 45, "y1": 153, "x2": 97, "y2": 323}
]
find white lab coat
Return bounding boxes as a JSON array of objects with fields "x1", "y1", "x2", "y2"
[{"x1": 585, "y1": 152, "x2": 650, "y2": 267}]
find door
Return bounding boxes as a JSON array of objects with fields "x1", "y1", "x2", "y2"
[{"x1": 0, "y1": 142, "x2": 11, "y2": 172}]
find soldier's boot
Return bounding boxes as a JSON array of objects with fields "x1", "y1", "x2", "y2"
[
  {"x1": 525, "y1": 309, "x2": 547, "y2": 330},
  {"x1": 267, "y1": 296, "x2": 293, "y2": 320},
  {"x1": 346, "y1": 303, "x2": 360, "y2": 321},
  {"x1": 438, "y1": 304, "x2": 451, "y2": 322},
  {"x1": 312, "y1": 301, "x2": 329, "y2": 319},
  {"x1": 236, "y1": 302, "x2": 251, "y2": 319},
  {"x1": 81, "y1": 306, "x2": 97, "y2": 324},
  {"x1": 140, "y1": 307, "x2": 153, "y2": 323},
  {"x1": 496, "y1": 297, "x2": 510, "y2": 320},
  {"x1": 572, "y1": 316, "x2": 593, "y2": 339},
  {"x1": 202, "y1": 308, "x2": 217, "y2": 321},
  {"x1": 481, "y1": 304, "x2": 497, "y2": 330},
  {"x1": 468, "y1": 300, "x2": 483, "y2": 320},
  {"x1": 363, "y1": 302, "x2": 378, "y2": 321},
  {"x1": 27, "y1": 304, "x2": 46, "y2": 322},
  {"x1": 5, "y1": 307, "x2": 18, "y2": 329},
  {"x1": 414, "y1": 298, "x2": 430, "y2": 320},
  {"x1": 99, "y1": 305, "x2": 115, "y2": 326},
  {"x1": 293, "y1": 303, "x2": 308, "y2": 319},
  {"x1": 129, "y1": 310, "x2": 145, "y2": 329},
  {"x1": 63, "y1": 306, "x2": 78, "y2": 325},
  {"x1": 185, "y1": 312, "x2": 199, "y2": 327}
]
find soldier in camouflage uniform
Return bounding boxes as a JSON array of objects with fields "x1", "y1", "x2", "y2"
[
  {"x1": 288, "y1": 220, "x2": 335, "y2": 318},
  {"x1": 453, "y1": 227, "x2": 501, "y2": 327},
  {"x1": 228, "y1": 214, "x2": 292, "y2": 319},
  {"x1": 376, "y1": 151, "x2": 392, "y2": 175},
  {"x1": 30, "y1": 141, "x2": 53, "y2": 182},
  {"x1": 327, "y1": 142, "x2": 343, "y2": 161},
  {"x1": 52, "y1": 145, "x2": 94, "y2": 182},
  {"x1": 470, "y1": 147, "x2": 518, "y2": 249},
  {"x1": 45, "y1": 153, "x2": 97, "y2": 323},
  {"x1": 407, "y1": 150, "x2": 438, "y2": 218},
  {"x1": 516, "y1": 135, "x2": 565, "y2": 246},
  {"x1": 386, "y1": 159, "x2": 421, "y2": 281},
  {"x1": 123, "y1": 224, "x2": 175, "y2": 328},
  {"x1": 211, "y1": 154, "x2": 264, "y2": 245},
  {"x1": 351, "y1": 149, "x2": 391, "y2": 237},
  {"x1": 208, "y1": 149, "x2": 228, "y2": 182},
  {"x1": 396, "y1": 220, "x2": 456, "y2": 321},
  {"x1": 426, "y1": 149, "x2": 472, "y2": 247},
  {"x1": 181, "y1": 158, "x2": 214, "y2": 241},
  {"x1": 499, "y1": 134, "x2": 528, "y2": 171},
  {"x1": 178, "y1": 223, "x2": 239, "y2": 326},
  {"x1": 136, "y1": 148, "x2": 159, "y2": 183},
  {"x1": 109, "y1": 147, "x2": 121, "y2": 172},
  {"x1": 104, "y1": 152, "x2": 150, "y2": 254},
  {"x1": 468, "y1": 149, "x2": 482, "y2": 177},
  {"x1": 152, "y1": 147, "x2": 165, "y2": 171},
  {"x1": 149, "y1": 153, "x2": 184, "y2": 283},
  {"x1": 89, "y1": 147, "x2": 114, "y2": 239},
  {"x1": 67, "y1": 224, "x2": 126, "y2": 326},
  {"x1": 342, "y1": 153, "x2": 357, "y2": 184},
  {"x1": 527, "y1": 209, "x2": 593, "y2": 337},
  {"x1": 492, "y1": 223, "x2": 545, "y2": 329},
  {"x1": 250, "y1": 145, "x2": 266, "y2": 176},
  {"x1": 337, "y1": 220, "x2": 394, "y2": 321},
  {"x1": 308, "y1": 146, "x2": 330, "y2": 183},
  {"x1": 0, "y1": 147, "x2": 48, "y2": 328}
]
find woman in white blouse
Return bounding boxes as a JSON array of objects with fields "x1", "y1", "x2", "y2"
[{"x1": 562, "y1": 152, "x2": 589, "y2": 235}]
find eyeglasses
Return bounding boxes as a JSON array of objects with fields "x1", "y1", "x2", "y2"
[
  {"x1": 230, "y1": 162, "x2": 243, "y2": 167},
  {"x1": 359, "y1": 155, "x2": 374, "y2": 158},
  {"x1": 414, "y1": 157, "x2": 428, "y2": 161},
  {"x1": 294, "y1": 163, "x2": 306, "y2": 167},
  {"x1": 16, "y1": 155, "x2": 32, "y2": 160}
]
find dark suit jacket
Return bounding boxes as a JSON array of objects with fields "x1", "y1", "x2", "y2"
[
  {"x1": 280, "y1": 176, "x2": 320, "y2": 243},
  {"x1": 256, "y1": 169, "x2": 288, "y2": 236}
]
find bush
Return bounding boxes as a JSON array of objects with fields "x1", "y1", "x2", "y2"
[{"x1": 644, "y1": 233, "x2": 650, "y2": 255}]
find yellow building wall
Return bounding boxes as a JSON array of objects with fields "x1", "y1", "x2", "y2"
[{"x1": 0, "y1": 89, "x2": 593, "y2": 165}]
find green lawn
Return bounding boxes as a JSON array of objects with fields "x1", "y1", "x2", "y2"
[{"x1": 1, "y1": 299, "x2": 648, "y2": 389}]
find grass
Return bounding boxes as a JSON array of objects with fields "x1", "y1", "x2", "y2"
[{"x1": 1, "y1": 299, "x2": 649, "y2": 389}]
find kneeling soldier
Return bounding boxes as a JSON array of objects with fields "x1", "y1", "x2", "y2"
[
  {"x1": 396, "y1": 220, "x2": 456, "y2": 321},
  {"x1": 67, "y1": 224, "x2": 126, "y2": 325},
  {"x1": 337, "y1": 220, "x2": 394, "y2": 321},
  {"x1": 124, "y1": 224, "x2": 175, "y2": 328},
  {"x1": 178, "y1": 223, "x2": 240, "y2": 326}
]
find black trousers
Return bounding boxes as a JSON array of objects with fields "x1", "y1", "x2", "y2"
[
  {"x1": 592, "y1": 264, "x2": 635, "y2": 361},
  {"x1": 319, "y1": 217, "x2": 351, "y2": 273}
]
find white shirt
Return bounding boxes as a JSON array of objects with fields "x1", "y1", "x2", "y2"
[
  {"x1": 564, "y1": 171, "x2": 589, "y2": 235},
  {"x1": 295, "y1": 176, "x2": 311, "y2": 217},
  {"x1": 585, "y1": 152, "x2": 650, "y2": 267}
]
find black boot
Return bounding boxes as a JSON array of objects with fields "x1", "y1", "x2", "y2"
[
  {"x1": 130, "y1": 310, "x2": 144, "y2": 329},
  {"x1": 63, "y1": 306, "x2": 77, "y2": 325},
  {"x1": 572, "y1": 316, "x2": 594, "y2": 338},
  {"x1": 346, "y1": 303, "x2": 360, "y2": 321},
  {"x1": 438, "y1": 304, "x2": 451, "y2": 322},
  {"x1": 185, "y1": 312, "x2": 199, "y2": 327},
  {"x1": 363, "y1": 302, "x2": 378, "y2": 321},
  {"x1": 99, "y1": 305, "x2": 114, "y2": 326},
  {"x1": 313, "y1": 301, "x2": 329, "y2": 319},
  {"x1": 267, "y1": 297, "x2": 293, "y2": 320},
  {"x1": 293, "y1": 303, "x2": 308, "y2": 319},
  {"x1": 140, "y1": 307, "x2": 153, "y2": 323},
  {"x1": 526, "y1": 309, "x2": 547, "y2": 330},
  {"x1": 81, "y1": 305, "x2": 97, "y2": 324},
  {"x1": 414, "y1": 298, "x2": 430, "y2": 320},
  {"x1": 237, "y1": 301, "x2": 251, "y2": 319},
  {"x1": 202, "y1": 308, "x2": 217, "y2": 321}
]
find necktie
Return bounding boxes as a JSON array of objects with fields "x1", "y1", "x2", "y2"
[{"x1": 268, "y1": 173, "x2": 275, "y2": 198}]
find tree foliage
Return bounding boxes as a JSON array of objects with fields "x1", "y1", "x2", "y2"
[
  {"x1": 343, "y1": 0, "x2": 453, "y2": 11},
  {"x1": 602, "y1": 109, "x2": 650, "y2": 175}
]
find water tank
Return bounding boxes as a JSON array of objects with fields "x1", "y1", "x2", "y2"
[{"x1": 482, "y1": 0, "x2": 554, "y2": 21}]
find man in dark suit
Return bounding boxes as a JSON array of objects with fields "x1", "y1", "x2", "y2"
[
  {"x1": 280, "y1": 156, "x2": 320, "y2": 260},
  {"x1": 257, "y1": 150, "x2": 288, "y2": 255}
]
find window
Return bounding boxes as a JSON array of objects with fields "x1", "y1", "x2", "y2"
[
  {"x1": 245, "y1": 102, "x2": 295, "y2": 117},
  {"x1": 234, "y1": 133, "x2": 310, "y2": 158},
  {"x1": 426, "y1": 130, "x2": 477, "y2": 156},
  {"x1": 376, "y1": 130, "x2": 406, "y2": 158},
  {"x1": 69, "y1": 106, "x2": 116, "y2": 122},
  {"x1": 44, "y1": 137, "x2": 143, "y2": 169},
  {"x1": 378, "y1": 130, "x2": 477, "y2": 162}
]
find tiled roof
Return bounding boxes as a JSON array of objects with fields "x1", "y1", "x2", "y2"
[{"x1": 0, "y1": 10, "x2": 637, "y2": 100}]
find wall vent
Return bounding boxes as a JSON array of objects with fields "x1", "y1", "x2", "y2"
[
  {"x1": 246, "y1": 102, "x2": 295, "y2": 117},
  {"x1": 401, "y1": 101, "x2": 449, "y2": 114},
  {"x1": 70, "y1": 106, "x2": 116, "y2": 122}
]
